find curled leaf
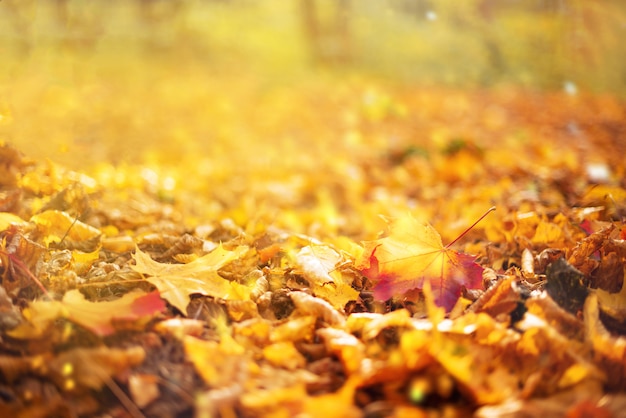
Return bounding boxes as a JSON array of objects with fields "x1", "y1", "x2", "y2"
[
  {"x1": 293, "y1": 245, "x2": 359, "y2": 310},
  {"x1": 290, "y1": 291, "x2": 346, "y2": 327}
]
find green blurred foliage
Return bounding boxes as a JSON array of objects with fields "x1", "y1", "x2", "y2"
[{"x1": 1, "y1": 0, "x2": 624, "y2": 93}]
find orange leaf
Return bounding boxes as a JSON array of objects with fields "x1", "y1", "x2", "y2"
[{"x1": 358, "y1": 214, "x2": 483, "y2": 311}]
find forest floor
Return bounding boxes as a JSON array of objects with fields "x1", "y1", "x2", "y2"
[{"x1": 1, "y1": 81, "x2": 626, "y2": 418}]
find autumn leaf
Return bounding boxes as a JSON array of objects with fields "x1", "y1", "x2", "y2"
[
  {"x1": 184, "y1": 334, "x2": 247, "y2": 387},
  {"x1": 30, "y1": 210, "x2": 102, "y2": 247},
  {"x1": 10, "y1": 289, "x2": 166, "y2": 337},
  {"x1": 49, "y1": 346, "x2": 146, "y2": 391},
  {"x1": 0, "y1": 346, "x2": 145, "y2": 391},
  {"x1": 132, "y1": 244, "x2": 250, "y2": 314},
  {"x1": 0, "y1": 212, "x2": 27, "y2": 231},
  {"x1": 357, "y1": 214, "x2": 483, "y2": 311},
  {"x1": 292, "y1": 245, "x2": 359, "y2": 310},
  {"x1": 62, "y1": 290, "x2": 166, "y2": 335}
]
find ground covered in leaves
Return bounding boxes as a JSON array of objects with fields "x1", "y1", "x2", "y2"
[{"x1": 1, "y1": 85, "x2": 626, "y2": 418}]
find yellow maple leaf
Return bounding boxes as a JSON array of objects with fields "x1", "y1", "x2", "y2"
[{"x1": 132, "y1": 244, "x2": 250, "y2": 314}]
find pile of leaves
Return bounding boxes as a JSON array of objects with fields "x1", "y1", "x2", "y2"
[{"x1": 1, "y1": 86, "x2": 626, "y2": 418}]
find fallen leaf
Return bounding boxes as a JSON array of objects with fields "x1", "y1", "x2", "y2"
[
  {"x1": 270, "y1": 315, "x2": 317, "y2": 343},
  {"x1": 184, "y1": 334, "x2": 247, "y2": 387},
  {"x1": 263, "y1": 341, "x2": 307, "y2": 370},
  {"x1": 50, "y1": 346, "x2": 145, "y2": 391},
  {"x1": 64, "y1": 289, "x2": 166, "y2": 336},
  {"x1": 30, "y1": 210, "x2": 102, "y2": 247},
  {"x1": 568, "y1": 225, "x2": 615, "y2": 275},
  {"x1": 0, "y1": 225, "x2": 47, "y2": 294},
  {"x1": 154, "y1": 318, "x2": 205, "y2": 338},
  {"x1": 590, "y1": 251, "x2": 624, "y2": 293},
  {"x1": 596, "y1": 271, "x2": 626, "y2": 323},
  {"x1": 584, "y1": 293, "x2": 626, "y2": 387},
  {"x1": 290, "y1": 291, "x2": 346, "y2": 327},
  {"x1": 10, "y1": 289, "x2": 165, "y2": 337},
  {"x1": 71, "y1": 248, "x2": 100, "y2": 276},
  {"x1": 545, "y1": 258, "x2": 588, "y2": 314},
  {"x1": 301, "y1": 377, "x2": 362, "y2": 418},
  {"x1": 128, "y1": 373, "x2": 160, "y2": 408},
  {"x1": 1, "y1": 346, "x2": 145, "y2": 391},
  {"x1": 293, "y1": 244, "x2": 359, "y2": 310},
  {"x1": 468, "y1": 274, "x2": 521, "y2": 319},
  {"x1": 0, "y1": 212, "x2": 27, "y2": 231},
  {"x1": 132, "y1": 244, "x2": 250, "y2": 314},
  {"x1": 358, "y1": 214, "x2": 483, "y2": 311},
  {"x1": 0, "y1": 283, "x2": 21, "y2": 330},
  {"x1": 294, "y1": 245, "x2": 342, "y2": 285},
  {"x1": 316, "y1": 327, "x2": 364, "y2": 373}
]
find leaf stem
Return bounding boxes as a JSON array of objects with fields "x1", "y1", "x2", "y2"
[
  {"x1": 10, "y1": 254, "x2": 52, "y2": 299},
  {"x1": 446, "y1": 206, "x2": 496, "y2": 248}
]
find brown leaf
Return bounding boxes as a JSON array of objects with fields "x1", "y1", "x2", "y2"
[
  {"x1": 584, "y1": 293, "x2": 626, "y2": 388},
  {"x1": 0, "y1": 225, "x2": 46, "y2": 293},
  {"x1": 568, "y1": 225, "x2": 615, "y2": 275},
  {"x1": 468, "y1": 275, "x2": 521, "y2": 319},
  {"x1": 0, "y1": 284, "x2": 21, "y2": 330},
  {"x1": 545, "y1": 258, "x2": 589, "y2": 314},
  {"x1": 589, "y1": 252, "x2": 624, "y2": 293}
]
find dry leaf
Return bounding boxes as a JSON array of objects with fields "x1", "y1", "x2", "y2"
[
  {"x1": 289, "y1": 291, "x2": 346, "y2": 327},
  {"x1": 0, "y1": 212, "x2": 27, "y2": 231},
  {"x1": 132, "y1": 244, "x2": 249, "y2": 314},
  {"x1": 584, "y1": 293, "x2": 626, "y2": 387},
  {"x1": 30, "y1": 210, "x2": 102, "y2": 246},
  {"x1": 11, "y1": 289, "x2": 165, "y2": 337},
  {"x1": 50, "y1": 346, "x2": 145, "y2": 391},
  {"x1": 184, "y1": 334, "x2": 247, "y2": 387},
  {"x1": 128, "y1": 373, "x2": 160, "y2": 408},
  {"x1": 568, "y1": 225, "x2": 615, "y2": 274}
]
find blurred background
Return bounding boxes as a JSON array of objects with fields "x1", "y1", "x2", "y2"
[{"x1": 1, "y1": 0, "x2": 625, "y2": 170}]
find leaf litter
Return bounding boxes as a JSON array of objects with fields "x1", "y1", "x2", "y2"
[{"x1": 0, "y1": 84, "x2": 626, "y2": 418}]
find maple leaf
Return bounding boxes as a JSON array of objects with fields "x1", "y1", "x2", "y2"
[
  {"x1": 10, "y1": 289, "x2": 166, "y2": 337},
  {"x1": 132, "y1": 244, "x2": 250, "y2": 314},
  {"x1": 357, "y1": 214, "x2": 484, "y2": 311}
]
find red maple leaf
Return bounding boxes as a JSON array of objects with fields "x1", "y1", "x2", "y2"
[{"x1": 358, "y1": 214, "x2": 486, "y2": 311}]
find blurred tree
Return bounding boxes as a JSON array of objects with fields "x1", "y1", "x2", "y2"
[
  {"x1": 300, "y1": 0, "x2": 352, "y2": 65},
  {"x1": 389, "y1": 0, "x2": 433, "y2": 20},
  {"x1": 2, "y1": 0, "x2": 36, "y2": 54}
]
